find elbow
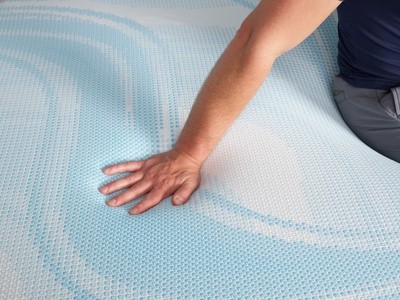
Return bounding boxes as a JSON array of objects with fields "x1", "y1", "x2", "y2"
[
  {"x1": 230, "y1": 20, "x2": 282, "y2": 74},
  {"x1": 233, "y1": 20, "x2": 253, "y2": 49}
]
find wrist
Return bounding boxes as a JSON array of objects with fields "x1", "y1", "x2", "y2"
[{"x1": 172, "y1": 144, "x2": 209, "y2": 167}]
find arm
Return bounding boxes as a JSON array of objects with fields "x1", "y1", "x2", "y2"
[
  {"x1": 174, "y1": 0, "x2": 342, "y2": 164},
  {"x1": 100, "y1": 0, "x2": 342, "y2": 215}
]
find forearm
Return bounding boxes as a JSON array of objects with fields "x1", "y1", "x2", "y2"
[
  {"x1": 173, "y1": 26, "x2": 277, "y2": 165},
  {"x1": 173, "y1": 0, "x2": 341, "y2": 165}
]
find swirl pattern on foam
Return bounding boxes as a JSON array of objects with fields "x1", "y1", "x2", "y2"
[{"x1": 0, "y1": 0, "x2": 399, "y2": 298}]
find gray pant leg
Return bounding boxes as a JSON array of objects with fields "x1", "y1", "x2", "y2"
[{"x1": 332, "y1": 75, "x2": 400, "y2": 163}]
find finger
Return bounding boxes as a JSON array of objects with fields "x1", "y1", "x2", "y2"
[
  {"x1": 106, "y1": 180, "x2": 153, "y2": 207},
  {"x1": 99, "y1": 172, "x2": 144, "y2": 194},
  {"x1": 128, "y1": 187, "x2": 169, "y2": 215},
  {"x1": 102, "y1": 160, "x2": 144, "y2": 175},
  {"x1": 172, "y1": 180, "x2": 200, "y2": 206}
]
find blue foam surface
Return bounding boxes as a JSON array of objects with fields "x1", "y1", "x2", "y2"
[{"x1": 0, "y1": 0, "x2": 399, "y2": 299}]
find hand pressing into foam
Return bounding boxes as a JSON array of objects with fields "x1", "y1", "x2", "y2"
[{"x1": 99, "y1": 148, "x2": 202, "y2": 215}]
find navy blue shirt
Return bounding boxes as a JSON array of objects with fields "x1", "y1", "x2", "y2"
[{"x1": 337, "y1": 0, "x2": 400, "y2": 90}]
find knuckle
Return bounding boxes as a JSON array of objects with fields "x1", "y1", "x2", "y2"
[
  {"x1": 145, "y1": 180, "x2": 155, "y2": 190},
  {"x1": 146, "y1": 168, "x2": 158, "y2": 178},
  {"x1": 121, "y1": 191, "x2": 132, "y2": 200},
  {"x1": 146, "y1": 194, "x2": 163, "y2": 206},
  {"x1": 128, "y1": 185, "x2": 139, "y2": 194},
  {"x1": 131, "y1": 171, "x2": 142, "y2": 180},
  {"x1": 142, "y1": 160, "x2": 150, "y2": 169},
  {"x1": 144, "y1": 156, "x2": 156, "y2": 167},
  {"x1": 111, "y1": 179, "x2": 126, "y2": 191},
  {"x1": 122, "y1": 175, "x2": 133, "y2": 185},
  {"x1": 185, "y1": 180, "x2": 200, "y2": 191},
  {"x1": 113, "y1": 195, "x2": 123, "y2": 204},
  {"x1": 152, "y1": 184, "x2": 165, "y2": 194},
  {"x1": 106, "y1": 183, "x2": 115, "y2": 192},
  {"x1": 133, "y1": 179, "x2": 152, "y2": 192},
  {"x1": 159, "y1": 177, "x2": 170, "y2": 187},
  {"x1": 137, "y1": 161, "x2": 144, "y2": 169}
]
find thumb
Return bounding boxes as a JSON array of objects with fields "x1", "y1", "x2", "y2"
[{"x1": 172, "y1": 180, "x2": 199, "y2": 206}]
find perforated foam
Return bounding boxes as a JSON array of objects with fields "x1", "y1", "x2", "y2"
[{"x1": 0, "y1": 0, "x2": 399, "y2": 299}]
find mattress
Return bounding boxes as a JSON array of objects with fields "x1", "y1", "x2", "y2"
[{"x1": 0, "y1": 0, "x2": 399, "y2": 299}]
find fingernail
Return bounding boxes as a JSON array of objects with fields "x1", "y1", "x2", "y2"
[
  {"x1": 175, "y1": 197, "x2": 184, "y2": 205},
  {"x1": 129, "y1": 207, "x2": 139, "y2": 215},
  {"x1": 99, "y1": 186, "x2": 108, "y2": 194},
  {"x1": 107, "y1": 199, "x2": 117, "y2": 206}
]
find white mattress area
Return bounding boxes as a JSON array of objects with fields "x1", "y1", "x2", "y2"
[{"x1": 0, "y1": 0, "x2": 399, "y2": 298}]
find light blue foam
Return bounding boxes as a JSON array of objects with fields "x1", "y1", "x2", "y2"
[{"x1": 0, "y1": 0, "x2": 399, "y2": 299}]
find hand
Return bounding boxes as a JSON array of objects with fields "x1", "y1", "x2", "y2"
[{"x1": 99, "y1": 148, "x2": 202, "y2": 215}]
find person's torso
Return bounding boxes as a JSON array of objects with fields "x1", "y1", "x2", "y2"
[{"x1": 337, "y1": 0, "x2": 400, "y2": 90}]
